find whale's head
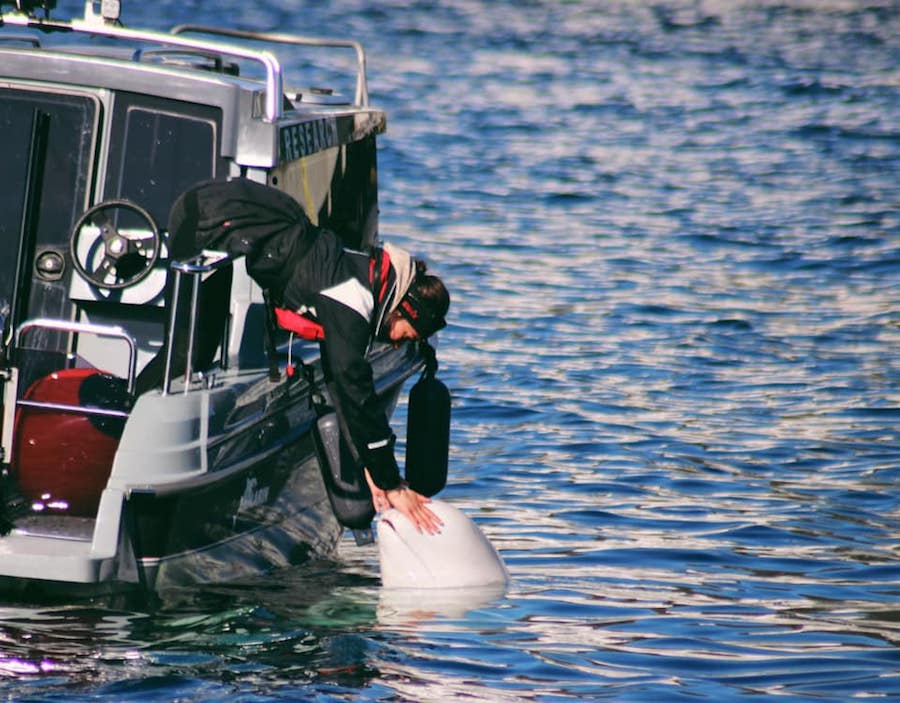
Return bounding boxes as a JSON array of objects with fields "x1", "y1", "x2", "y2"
[{"x1": 376, "y1": 500, "x2": 509, "y2": 590}]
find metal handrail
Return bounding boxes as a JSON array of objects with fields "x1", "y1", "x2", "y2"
[
  {"x1": 1, "y1": 4, "x2": 374, "y2": 114},
  {"x1": 0, "y1": 10, "x2": 285, "y2": 121},
  {"x1": 171, "y1": 24, "x2": 369, "y2": 107},
  {"x1": 163, "y1": 250, "x2": 232, "y2": 396},
  {"x1": 15, "y1": 318, "x2": 138, "y2": 394},
  {"x1": 16, "y1": 399, "x2": 130, "y2": 419},
  {"x1": 0, "y1": 33, "x2": 41, "y2": 47}
]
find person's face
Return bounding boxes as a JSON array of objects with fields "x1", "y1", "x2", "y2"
[{"x1": 387, "y1": 317, "x2": 420, "y2": 346}]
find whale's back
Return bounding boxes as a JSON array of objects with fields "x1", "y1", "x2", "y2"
[{"x1": 377, "y1": 500, "x2": 509, "y2": 589}]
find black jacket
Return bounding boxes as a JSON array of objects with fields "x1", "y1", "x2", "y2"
[{"x1": 170, "y1": 178, "x2": 403, "y2": 489}]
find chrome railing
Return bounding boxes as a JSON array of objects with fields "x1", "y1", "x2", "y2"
[
  {"x1": 170, "y1": 25, "x2": 369, "y2": 107},
  {"x1": 15, "y1": 318, "x2": 138, "y2": 395},
  {"x1": 163, "y1": 250, "x2": 232, "y2": 395},
  {"x1": 1, "y1": 2, "x2": 373, "y2": 117},
  {"x1": 4, "y1": 318, "x2": 137, "y2": 471}
]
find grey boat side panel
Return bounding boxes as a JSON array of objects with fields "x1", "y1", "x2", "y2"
[
  {"x1": 109, "y1": 387, "x2": 216, "y2": 485},
  {"x1": 108, "y1": 370, "x2": 300, "y2": 486}
]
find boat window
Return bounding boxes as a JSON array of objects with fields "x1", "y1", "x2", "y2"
[
  {"x1": 0, "y1": 88, "x2": 96, "y2": 321},
  {"x1": 104, "y1": 95, "x2": 222, "y2": 229}
]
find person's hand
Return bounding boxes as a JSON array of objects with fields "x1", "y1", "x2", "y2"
[
  {"x1": 365, "y1": 469, "x2": 443, "y2": 535},
  {"x1": 385, "y1": 484, "x2": 443, "y2": 534}
]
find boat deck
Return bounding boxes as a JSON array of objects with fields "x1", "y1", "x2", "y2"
[
  {"x1": 13, "y1": 515, "x2": 95, "y2": 541},
  {"x1": 0, "y1": 533, "x2": 109, "y2": 583}
]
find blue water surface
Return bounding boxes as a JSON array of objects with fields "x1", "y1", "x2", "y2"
[{"x1": 2, "y1": 1, "x2": 899, "y2": 701}]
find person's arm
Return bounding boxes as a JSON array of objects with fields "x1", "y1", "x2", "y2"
[
  {"x1": 316, "y1": 293, "x2": 442, "y2": 534},
  {"x1": 317, "y1": 294, "x2": 404, "y2": 488}
]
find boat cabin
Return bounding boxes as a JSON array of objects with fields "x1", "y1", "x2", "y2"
[
  {"x1": 0, "y1": 0, "x2": 386, "y2": 406},
  {"x1": 0, "y1": 1, "x2": 421, "y2": 595}
]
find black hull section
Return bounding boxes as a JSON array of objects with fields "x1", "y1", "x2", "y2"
[{"x1": 129, "y1": 434, "x2": 341, "y2": 592}]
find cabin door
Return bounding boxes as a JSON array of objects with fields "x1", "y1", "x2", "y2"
[
  {"x1": 0, "y1": 88, "x2": 98, "y2": 379},
  {"x1": 0, "y1": 100, "x2": 37, "y2": 340}
]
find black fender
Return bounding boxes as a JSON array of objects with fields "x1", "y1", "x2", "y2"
[{"x1": 405, "y1": 345, "x2": 450, "y2": 497}]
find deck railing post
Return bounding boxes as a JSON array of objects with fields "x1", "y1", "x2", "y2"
[{"x1": 162, "y1": 270, "x2": 182, "y2": 396}]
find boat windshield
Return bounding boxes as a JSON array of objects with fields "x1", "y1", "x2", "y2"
[
  {"x1": 0, "y1": 87, "x2": 221, "y2": 336},
  {"x1": 102, "y1": 94, "x2": 221, "y2": 227}
]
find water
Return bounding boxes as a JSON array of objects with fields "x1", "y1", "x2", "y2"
[{"x1": 2, "y1": 0, "x2": 899, "y2": 700}]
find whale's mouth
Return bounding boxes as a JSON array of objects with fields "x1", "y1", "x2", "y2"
[{"x1": 380, "y1": 517, "x2": 396, "y2": 532}]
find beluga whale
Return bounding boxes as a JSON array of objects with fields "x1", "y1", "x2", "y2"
[{"x1": 376, "y1": 500, "x2": 509, "y2": 590}]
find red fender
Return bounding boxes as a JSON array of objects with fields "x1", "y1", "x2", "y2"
[{"x1": 12, "y1": 369, "x2": 127, "y2": 517}]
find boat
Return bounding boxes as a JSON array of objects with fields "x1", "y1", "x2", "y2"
[{"x1": 0, "y1": 0, "x2": 434, "y2": 597}]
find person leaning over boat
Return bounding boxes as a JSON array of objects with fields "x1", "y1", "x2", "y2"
[{"x1": 137, "y1": 178, "x2": 449, "y2": 534}]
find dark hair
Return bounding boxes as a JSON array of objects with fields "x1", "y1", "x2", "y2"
[
  {"x1": 398, "y1": 260, "x2": 450, "y2": 338},
  {"x1": 414, "y1": 261, "x2": 450, "y2": 317}
]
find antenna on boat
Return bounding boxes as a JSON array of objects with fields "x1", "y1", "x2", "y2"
[
  {"x1": 0, "y1": 0, "x2": 121, "y2": 23},
  {"x1": 0, "y1": 1, "x2": 55, "y2": 18},
  {"x1": 83, "y1": 0, "x2": 121, "y2": 25}
]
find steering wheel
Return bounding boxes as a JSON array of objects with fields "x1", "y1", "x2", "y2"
[{"x1": 70, "y1": 200, "x2": 162, "y2": 290}]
